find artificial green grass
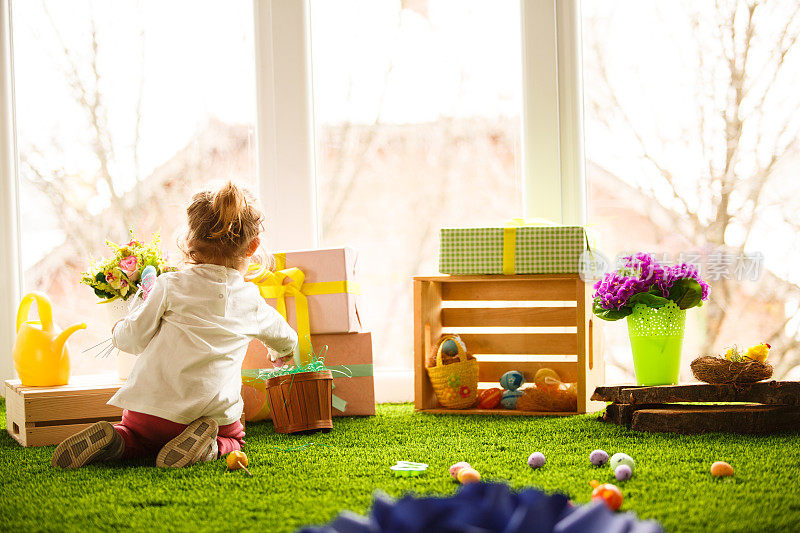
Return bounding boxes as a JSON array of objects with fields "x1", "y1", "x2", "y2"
[{"x1": 1, "y1": 400, "x2": 799, "y2": 533}]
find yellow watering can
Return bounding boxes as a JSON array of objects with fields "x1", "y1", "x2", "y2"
[{"x1": 12, "y1": 292, "x2": 87, "y2": 386}]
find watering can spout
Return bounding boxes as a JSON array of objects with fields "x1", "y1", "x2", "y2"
[{"x1": 54, "y1": 323, "x2": 87, "y2": 355}]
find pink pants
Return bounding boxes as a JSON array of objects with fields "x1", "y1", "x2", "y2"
[{"x1": 114, "y1": 410, "x2": 245, "y2": 459}]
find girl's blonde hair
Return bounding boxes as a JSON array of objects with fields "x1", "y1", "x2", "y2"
[{"x1": 181, "y1": 181, "x2": 272, "y2": 278}]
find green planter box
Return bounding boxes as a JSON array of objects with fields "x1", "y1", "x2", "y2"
[{"x1": 439, "y1": 225, "x2": 588, "y2": 275}]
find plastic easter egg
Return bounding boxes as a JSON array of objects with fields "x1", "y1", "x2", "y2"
[
  {"x1": 614, "y1": 464, "x2": 632, "y2": 481},
  {"x1": 711, "y1": 461, "x2": 734, "y2": 477},
  {"x1": 441, "y1": 338, "x2": 459, "y2": 356},
  {"x1": 534, "y1": 368, "x2": 561, "y2": 390},
  {"x1": 590, "y1": 481, "x2": 623, "y2": 511},
  {"x1": 499, "y1": 371, "x2": 525, "y2": 391},
  {"x1": 477, "y1": 388, "x2": 503, "y2": 409},
  {"x1": 590, "y1": 449, "x2": 609, "y2": 466},
  {"x1": 501, "y1": 390, "x2": 523, "y2": 409},
  {"x1": 449, "y1": 461, "x2": 471, "y2": 480},
  {"x1": 527, "y1": 452, "x2": 546, "y2": 469},
  {"x1": 609, "y1": 453, "x2": 635, "y2": 473},
  {"x1": 457, "y1": 467, "x2": 481, "y2": 484}
]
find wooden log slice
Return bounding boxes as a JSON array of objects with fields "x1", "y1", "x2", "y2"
[
  {"x1": 631, "y1": 404, "x2": 800, "y2": 435},
  {"x1": 624, "y1": 381, "x2": 800, "y2": 406}
]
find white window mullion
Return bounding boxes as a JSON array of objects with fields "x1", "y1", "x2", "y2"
[
  {"x1": 520, "y1": 0, "x2": 586, "y2": 226},
  {"x1": 0, "y1": 0, "x2": 20, "y2": 384},
  {"x1": 253, "y1": 0, "x2": 318, "y2": 251}
]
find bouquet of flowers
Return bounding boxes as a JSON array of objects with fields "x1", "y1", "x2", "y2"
[
  {"x1": 80, "y1": 232, "x2": 176, "y2": 302},
  {"x1": 592, "y1": 253, "x2": 710, "y2": 321}
]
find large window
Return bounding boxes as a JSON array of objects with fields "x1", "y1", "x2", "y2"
[
  {"x1": 13, "y1": 1, "x2": 257, "y2": 374},
  {"x1": 583, "y1": 0, "x2": 800, "y2": 382},
  {"x1": 310, "y1": 0, "x2": 523, "y2": 370}
]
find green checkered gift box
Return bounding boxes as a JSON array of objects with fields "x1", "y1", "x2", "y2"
[{"x1": 439, "y1": 223, "x2": 588, "y2": 275}]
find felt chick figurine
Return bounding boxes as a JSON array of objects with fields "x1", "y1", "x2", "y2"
[{"x1": 725, "y1": 343, "x2": 770, "y2": 363}]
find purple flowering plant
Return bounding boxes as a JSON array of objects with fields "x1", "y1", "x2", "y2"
[{"x1": 592, "y1": 253, "x2": 710, "y2": 321}]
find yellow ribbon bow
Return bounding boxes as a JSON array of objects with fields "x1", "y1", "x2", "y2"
[{"x1": 252, "y1": 267, "x2": 313, "y2": 364}]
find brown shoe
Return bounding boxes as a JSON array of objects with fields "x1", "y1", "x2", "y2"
[
  {"x1": 51, "y1": 421, "x2": 125, "y2": 469},
  {"x1": 156, "y1": 417, "x2": 218, "y2": 468}
]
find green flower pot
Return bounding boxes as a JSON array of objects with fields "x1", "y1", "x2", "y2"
[{"x1": 626, "y1": 302, "x2": 686, "y2": 386}]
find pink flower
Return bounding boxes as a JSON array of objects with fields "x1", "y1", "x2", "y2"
[
  {"x1": 127, "y1": 240, "x2": 139, "y2": 247},
  {"x1": 105, "y1": 269, "x2": 122, "y2": 289},
  {"x1": 119, "y1": 255, "x2": 139, "y2": 281}
]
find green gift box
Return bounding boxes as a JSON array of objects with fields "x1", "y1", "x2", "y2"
[{"x1": 439, "y1": 224, "x2": 588, "y2": 275}]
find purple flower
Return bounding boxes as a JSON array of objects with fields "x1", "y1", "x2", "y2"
[{"x1": 593, "y1": 253, "x2": 709, "y2": 312}]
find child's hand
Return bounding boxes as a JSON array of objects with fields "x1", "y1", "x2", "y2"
[{"x1": 271, "y1": 353, "x2": 294, "y2": 369}]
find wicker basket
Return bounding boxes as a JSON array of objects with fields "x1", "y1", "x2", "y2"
[
  {"x1": 266, "y1": 370, "x2": 333, "y2": 434},
  {"x1": 426, "y1": 335, "x2": 478, "y2": 409}
]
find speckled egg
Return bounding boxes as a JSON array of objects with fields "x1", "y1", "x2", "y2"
[
  {"x1": 527, "y1": 452, "x2": 546, "y2": 469},
  {"x1": 499, "y1": 371, "x2": 525, "y2": 391},
  {"x1": 501, "y1": 390, "x2": 524, "y2": 409},
  {"x1": 590, "y1": 449, "x2": 609, "y2": 466},
  {"x1": 441, "y1": 338, "x2": 459, "y2": 356},
  {"x1": 457, "y1": 467, "x2": 481, "y2": 484},
  {"x1": 614, "y1": 464, "x2": 632, "y2": 481},
  {"x1": 710, "y1": 461, "x2": 734, "y2": 477},
  {"x1": 449, "y1": 461, "x2": 471, "y2": 479},
  {"x1": 609, "y1": 453, "x2": 635, "y2": 473}
]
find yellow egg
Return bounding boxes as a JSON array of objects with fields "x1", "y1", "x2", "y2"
[
  {"x1": 457, "y1": 467, "x2": 481, "y2": 484},
  {"x1": 710, "y1": 461, "x2": 734, "y2": 477},
  {"x1": 534, "y1": 368, "x2": 561, "y2": 389}
]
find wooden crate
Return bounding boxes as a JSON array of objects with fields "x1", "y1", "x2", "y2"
[
  {"x1": 4, "y1": 374, "x2": 124, "y2": 447},
  {"x1": 413, "y1": 274, "x2": 605, "y2": 415},
  {"x1": 5, "y1": 374, "x2": 248, "y2": 447}
]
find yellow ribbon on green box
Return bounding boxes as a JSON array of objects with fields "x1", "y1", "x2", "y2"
[
  {"x1": 502, "y1": 218, "x2": 560, "y2": 275},
  {"x1": 249, "y1": 252, "x2": 361, "y2": 365}
]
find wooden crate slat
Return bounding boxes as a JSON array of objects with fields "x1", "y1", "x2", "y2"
[
  {"x1": 631, "y1": 405, "x2": 800, "y2": 434},
  {"x1": 23, "y1": 394, "x2": 123, "y2": 423},
  {"x1": 441, "y1": 307, "x2": 578, "y2": 327},
  {"x1": 477, "y1": 361, "x2": 578, "y2": 383},
  {"x1": 458, "y1": 333, "x2": 577, "y2": 355},
  {"x1": 12, "y1": 419, "x2": 123, "y2": 447},
  {"x1": 441, "y1": 280, "x2": 579, "y2": 301},
  {"x1": 624, "y1": 381, "x2": 800, "y2": 406}
]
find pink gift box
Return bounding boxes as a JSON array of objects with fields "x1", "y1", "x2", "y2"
[{"x1": 256, "y1": 247, "x2": 361, "y2": 335}]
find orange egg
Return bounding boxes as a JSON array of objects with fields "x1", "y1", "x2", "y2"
[
  {"x1": 710, "y1": 461, "x2": 734, "y2": 477},
  {"x1": 226, "y1": 450, "x2": 249, "y2": 470},
  {"x1": 591, "y1": 482, "x2": 623, "y2": 511},
  {"x1": 457, "y1": 467, "x2": 481, "y2": 484}
]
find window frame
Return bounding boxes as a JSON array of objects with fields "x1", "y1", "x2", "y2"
[{"x1": 0, "y1": 0, "x2": 586, "y2": 385}]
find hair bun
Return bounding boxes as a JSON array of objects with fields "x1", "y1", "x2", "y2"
[{"x1": 209, "y1": 181, "x2": 246, "y2": 240}]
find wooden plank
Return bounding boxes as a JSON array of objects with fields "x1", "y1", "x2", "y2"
[
  {"x1": 441, "y1": 279, "x2": 579, "y2": 301},
  {"x1": 441, "y1": 307, "x2": 577, "y2": 327},
  {"x1": 24, "y1": 393, "x2": 122, "y2": 423},
  {"x1": 625, "y1": 381, "x2": 800, "y2": 406},
  {"x1": 419, "y1": 408, "x2": 575, "y2": 416},
  {"x1": 414, "y1": 280, "x2": 441, "y2": 411},
  {"x1": 477, "y1": 361, "x2": 578, "y2": 383},
  {"x1": 458, "y1": 333, "x2": 577, "y2": 355},
  {"x1": 6, "y1": 374, "x2": 123, "y2": 396},
  {"x1": 591, "y1": 385, "x2": 642, "y2": 403},
  {"x1": 13, "y1": 418, "x2": 123, "y2": 447},
  {"x1": 631, "y1": 405, "x2": 800, "y2": 435}
]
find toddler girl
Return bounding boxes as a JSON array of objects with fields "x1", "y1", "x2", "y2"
[{"x1": 52, "y1": 182, "x2": 298, "y2": 469}]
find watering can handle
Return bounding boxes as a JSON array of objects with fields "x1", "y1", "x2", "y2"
[{"x1": 16, "y1": 292, "x2": 54, "y2": 332}]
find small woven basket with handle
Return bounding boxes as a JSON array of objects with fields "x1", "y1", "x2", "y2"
[{"x1": 426, "y1": 334, "x2": 478, "y2": 409}]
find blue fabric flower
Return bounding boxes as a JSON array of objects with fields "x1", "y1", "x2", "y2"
[{"x1": 297, "y1": 482, "x2": 663, "y2": 533}]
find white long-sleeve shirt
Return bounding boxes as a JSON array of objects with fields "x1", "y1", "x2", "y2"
[{"x1": 108, "y1": 263, "x2": 298, "y2": 425}]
